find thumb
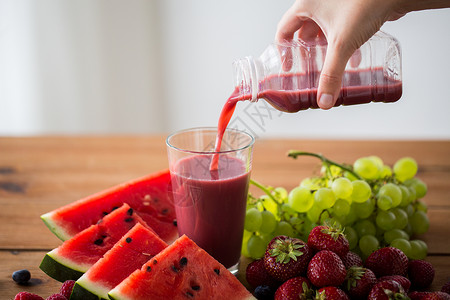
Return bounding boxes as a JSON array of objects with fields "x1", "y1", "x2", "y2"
[{"x1": 317, "y1": 42, "x2": 351, "y2": 110}]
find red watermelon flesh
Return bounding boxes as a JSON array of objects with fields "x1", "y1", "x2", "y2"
[
  {"x1": 41, "y1": 169, "x2": 178, "y2": 243},
  {"x1": 108, "y1": 235, "x2": 255, "y2": 300},
  {"x1": 72, "y1": 223, "x2": 168, "y2": 299},
  {"x1": 40, "y1": 204, "x2": 152, "y2": 282}
]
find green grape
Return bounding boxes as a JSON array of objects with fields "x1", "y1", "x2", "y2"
[
  {"x1": 394, "y1": 157, "x2": 418, "y2": 182},
  {"x1": 345, "y1": 206, "x2": 358, "y2": 225},
  {"x1": 247, "y1": 235, "x2": 266, "y2": 259},
  {"x1": 384, "y1": 229, "x2": 409, "y2": 244},
  {"x1": 399, "y1": 185, "x2": 411, "y2": 207},
  {"x1": 306, "y1": 205, "x2": 323, "y2": 223},
  {"x1": 260, "y1": 233, "x2": 274, "y2": 246},
  {"x1": 379, "y1": 165, "x2": 393, "y2": 179},
  {"x1": 274, "y1": 221, "x2": 294, "y2": 237},
  {"x1": 409, "y1": 240, "x2": 427, "y2": 259},
  {"x1": 332, "y1": 177, "x2": 353, "y2": 199},
  {"x1": 289, "y1": 216, "x2": 303, "y2": 233},
  {"x1": 368, "y1": 156, "x2": 384, "y2": 169},
  {"x1": 376, "y1": 210, "x2": 396, "y2": 231},
  {"x1": 318, "y1": 210, "x2": 332, "y2": 224},
  {"x1": 351, "y1": 180, "x2": 372, "y2": 203},
  {"x1": 244, "y1": 208, "x2": 262, "y2": 232},
  {"x1": 404, "y1": 178, "x2": 427, "y2": 199},
  {"x1": 405, "y1": 204, "x2": 414, "y2": 217},
  {"x1": 392, "y1": 208, "x2": 408, "y2": 229},
  {"x1": 241, "y1": 230, "x2": 252, "y2": 257},
  {"x1": 314, "y1": 188, "x2": 336, "y2": 209},
  {"x1": 410, "y1": 211, "x2": 430, "y2": 235},
  {"x1": 333, "y1": 199, "x2": 351, "y2": 217},
  {"x1": 344, "y1": 171, "x2": 359, "y2": 181},
  {"x1": 390, "y1": 238, "x2": 412, "y2": 257},
  {"x1": 259, "y1": 210, "x2": 277, "y2": 234},
  {"x1": 353, "y1": 157, "x2": 380, "y2": 180},
  {"x1": 404, "y1": 223, "x2": 413, "y2": 236},
  {"x1": 377, "y1": 195, "x2": 393, "y2": 211},
  {"x1": 353, "y1": 199, "x2": 375, "y2": 219},
  {"x1": 378, "y1": 183, "x2": 402, "y2": 208},
  {"x1": 256, "y1": 201, "x2": 264, "y2": 211},
  {"x1": 408, "y1": 186, "x2": 417, "y2": 202},
  {"x1": 273, "y1": 187, "x2": 289, "y2": 203},
  {"x1": 414, "y1": 200, "x2": 428, "y2": 213},
  {"x1": 354, "y1": 219, "x2": 377, "y2": 237},
  {"x1": 300, "y1": 177, "x2": 321, "y2": 190},
  {"x1": 288, "y1": 186, "x2": 314, "y2": 213},
  {"x1": 344, "y1": 226, "x2": 359, "y2": 250},
  {"x1": 359, "y1": 235, "x2": 380, "y2": 256},
  {"x1": 281, "y1": 203, "x2": 297, "y2": 220},
  {"x1": 260, "y1": 195, "x2": 279, "y2": 217}
]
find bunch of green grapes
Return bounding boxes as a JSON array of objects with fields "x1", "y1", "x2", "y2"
[{"x1": 242, "y1": 151, "x2": 430, "y2": 261}]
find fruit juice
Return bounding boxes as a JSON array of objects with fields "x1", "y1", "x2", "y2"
[{"x1": 170, "y1": 154, "x2": 250, "y2": 268}]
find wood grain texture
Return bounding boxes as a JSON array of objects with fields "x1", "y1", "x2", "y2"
[{"x1": 1, "y1": 137, "x2": 449, "y2": 298}]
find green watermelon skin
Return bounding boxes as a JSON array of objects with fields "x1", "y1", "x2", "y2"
[
  {"x1": 40, "y1": 204, "x2": 151, "y2": 282},
  {"x1": 108, "y1": 235, "x2": 255, "y2": 300},
  {"x1": 41, "y1": 169, "x2": 178, "y2": 243},
  {"x1": 71, "y1": 223, "x2": 168, "y2": 300}
]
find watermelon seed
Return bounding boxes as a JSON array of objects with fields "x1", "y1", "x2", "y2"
[
  {"x1": 214, "y1": 268, "x2": 220, "y2": 275},
  {"x1": 153, "y1": 197, "x2": 159, "y2": 203},
  {"x1": 101, "y1": 235, "x2": 107, "y2": 238},
  {"x1": 102, "y1": 212, "x2": 108, "y2": 216},
  {"x1": 124, "y1": 217, "x2": 134, "y2": 223},
  {"x1": 186, "y1": 291, "x2": 194, "y2": 298},
  {"x1": 146, "y1": 266, "x2": 151, "y2": 272},
  {"x1": 191, "y1": 285, "x2": 200, "y2": 291},
  {"x1": 171, "y1": 265, "x2": 179, "y2": 273},
  {"x1": 161, "y1": 208, "x2": 169, "y2": 215},
  {"x1": 180, "y1": 257, "x2": 188, "y2": 266},
  {"x1": 153, "y1": 259, "x2": 157, "y2": 265},
  {"x1": 126, "y1": 237, "x2": 132, "y2": 243},
  {"x1": 112, "y1": 206, "x2": 119, "y2": 211},
  {"x1": 94, "y1": 239, "x2": 103, "y2": 245},
  {"x1": 97, "y1": 219, "x2": 103, "y2": 225},
  {"x1": 173, "y1": 220, "x2": 177, "y2": 227},
  {"x1": 127, "y1": 208, "x2": 133, "y2": 216}
]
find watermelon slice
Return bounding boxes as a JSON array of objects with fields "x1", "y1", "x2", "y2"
[
  {"x1": 40, "y1": 204, "x2": 152, "y2": 282},
  {"x1": 41, "y1": 169, "x2": 178, "y2": 243},
  {"x1": 71, "y1": 223, "x2": 168, "y2": 300},
  {"x1": 108, "y1": 235, "x2": 255, "y2": 300}
]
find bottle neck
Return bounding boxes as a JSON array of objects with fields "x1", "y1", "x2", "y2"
[{"x1": 233, "y1": 56, "x2": 260, "y2": 102}]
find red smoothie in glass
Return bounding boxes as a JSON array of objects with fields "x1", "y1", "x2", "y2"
[{"x1": 171, "y1": 154, "x2": 250, "y2": 268}]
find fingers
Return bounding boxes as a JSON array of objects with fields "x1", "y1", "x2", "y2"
[
  {"x1": 275, "y1": 4, "x2": 306, "y2": 43},
  {"x1": 317, "y1": 43, "x2": 350, "y2": 109}
]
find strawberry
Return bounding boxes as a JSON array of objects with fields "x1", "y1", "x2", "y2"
[
  {"x1": 343, "y1": 266, "x2": 376, "y2": 300},
  {"x1": 342, "y1": 251, "x2": 363, "y2": 269},
  {"x1": 246, "y1": 259, "x2": 279, "y2": 289},
  {"x1": 377, "y1": 275, "x2": 411, "y2": 293},
  {"x1": 307, "y1": 250, "x2": 347, "y2": 288},
  {"x1": 264, "y1": 235, "x2": 313, "y2": 282},
  {"x1": 14, "y1": 292, "x2": 44, "y2": 300},
  {"x1": 307, "y1": 224, "x2": 349, "y2": 258},
  {"x1": 410, "y1": 291, "x2": 450, "y2": 300},
  {"x1": 364, "y1": 247, "x2": 408, "y2": 277},
  {"x1": 368, "y1": 280, "x2": 408, "y2": 300},
  {"x1": 442, "y1": 280, "x2": 450, "y2": 294},
  {"x1": 59, "y1": 280, "x2": 76, "y2": 299},
  {"x1": 408, "y1": 260, "x2": 435, "y2": 289},
  {"x1": 45, "y1": 294, "x2": 67, "y2": 300},
  {"x1": 316, "y1": 287, "x2": 350, "y2": 300},
  {"x1": 274, "y1": 276, "x2": 313, "y2": 300}
]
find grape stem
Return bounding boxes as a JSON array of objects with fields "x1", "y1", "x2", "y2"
[
  {"x1": 249, "y1": 179, "x2": 278, "y2": 203},
  {"x1": 287, "y1": 150, "x2": 362, "y2": 180}
]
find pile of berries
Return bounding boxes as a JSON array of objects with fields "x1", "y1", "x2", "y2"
[
  {"x1": 246, "y1": 224, "x2": 450, "y2": 300},
  {"x1": 14, "y1": 280, "x2": 75, "y2": 300}
]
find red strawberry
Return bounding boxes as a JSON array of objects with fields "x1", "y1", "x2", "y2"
[
  {"x1": 316, "y1": 287, "x2": 350, "y2": 300},
  {"x1": 45, "y1": 295, "x2": 67, "y2": 300},
  {"x1": 264, "y1": 235, "x2": 313, "y2": 282},
  {"x1": 274, "y1": 276, "x2": 313, "y2": 300},
  {"x1": 14, "y1": 292, "x2": 44, "y2": 300},
  {"x1": 408, "y1": 260, "x2": 435, "y2": 289},
  {"x1": 368, "y1": 280, "x2": 408, "y2": 300},
  {"x1": 246, "y1": 259, "x2": 279, "y2": 289},
  {"x1": 307, "y1": 250, "x2": 347, "y2": 288},
  {"x1": 59, "y1": 280, "x2": 76, "y2": 299},
  {"x1": 343, "y1": 266, "x2": 377, "y2": 300},
  {"x1": 442, "y1": 280, "x2": 450, "y2": 294},
  {"x1": 364, "y1": 247, "x2": 408, "y2": 277},
  {"x1": 377, "y1": 275, "x2": 411, "y2": 293},
  {"x1": 342, "y1": 251, "x2": 363, "y2": 269},
  {"x1": 307, "y1": 224, "x2": 349, "y2": 258},
  {"x1": 410, "y1": 291, "x2": 450, "y2": 300}
]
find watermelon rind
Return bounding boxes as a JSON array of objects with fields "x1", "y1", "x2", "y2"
[
  {"x1": 39, "y1": 252, "x2": 85, "y2": 282},
  {"x1": 41, "y1": 212, "x2": 71, "y2": 241},
  {"x1": 70, "y1": 282, "x2": 105, "y2": 300}
]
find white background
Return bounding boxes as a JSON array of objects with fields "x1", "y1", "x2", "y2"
[{"x1": 1, "y1": 0, "x2": 449, "y2": 139}]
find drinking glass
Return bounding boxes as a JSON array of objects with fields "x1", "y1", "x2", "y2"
[{"x1": 166, "y1": 127, "x2": 254, "y2": 273}]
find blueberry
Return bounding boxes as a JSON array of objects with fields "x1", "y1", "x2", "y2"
[
  {"x1": 12, "y1": 269, "x2": 31, "y2": 284},
  {"x1": 253, "y1": 285, "x2": 275, "y2": 300}
]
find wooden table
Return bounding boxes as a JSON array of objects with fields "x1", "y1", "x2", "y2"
[{"x1": 1, "y1": 137, "x2": 449, "y2": 299}]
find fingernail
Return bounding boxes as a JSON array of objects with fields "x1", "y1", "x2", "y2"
[{"x1": 319, "y1": 93, "x2": 333, "y2": 109}]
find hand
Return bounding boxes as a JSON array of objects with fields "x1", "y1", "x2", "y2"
[{"x1": 276, "y1": 0, "x2": 406, "y2": 109}]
